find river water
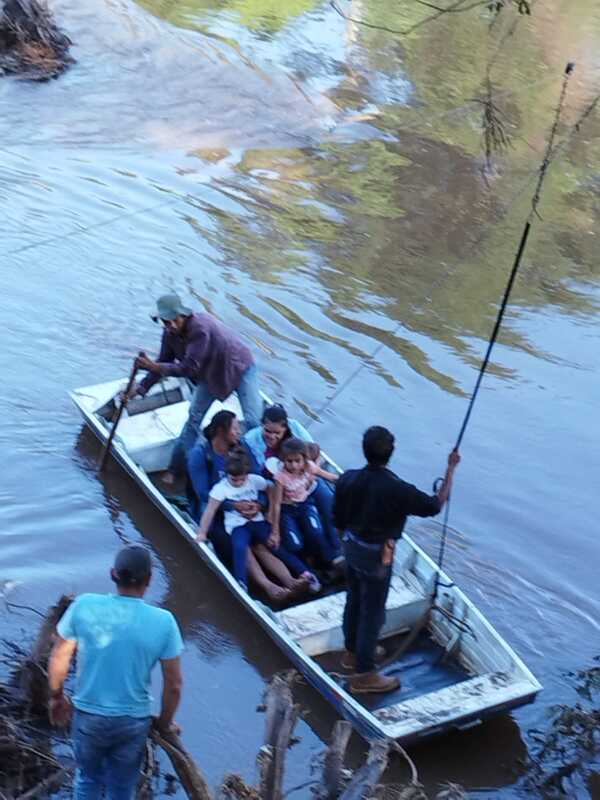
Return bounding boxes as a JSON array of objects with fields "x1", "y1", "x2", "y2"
[{"x1": 1, "y1": 0, "x2": 599, "y2": 796}]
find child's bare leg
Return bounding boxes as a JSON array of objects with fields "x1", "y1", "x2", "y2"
[
  {"x1": 246, "y1": 548, "x2": 290, "y2": 602},
  {"x1": 252, "y1": 544, "x2": 308, "y2": 592}
]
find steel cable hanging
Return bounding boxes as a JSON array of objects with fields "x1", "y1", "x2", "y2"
[
  {"x1": 433, "y1": 62, "x2": 575, "y2": 589},
  {"x1": 375, "y1": 62, "x2": 579, "y2": 665}
]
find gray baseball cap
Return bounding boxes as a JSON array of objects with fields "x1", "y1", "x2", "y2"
[
  {"x1": 112, "y1": 546, "x2": 152, "y2": 585},
  {"x1": 151, "y1": 293, "x2": 192, "y2": 322}
]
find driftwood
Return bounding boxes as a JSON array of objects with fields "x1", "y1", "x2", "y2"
[
  {"x1": 14, "y1": 766, "x2": 74, "y2": 800},
  {"x1": 1, "y1": 598, "x2": 474, "y2": 800},
  {"x1": 16, "y1": 593, "x2": 72, "y2": 713},
  {"x1": 0, "y1": 0, "x2": 74, "y2": 80},
  {"x1": 339, "y1": 740, "x2": 390, "y2": 800},
  {"x1": 258, "y1": 674, "x2": 300, "y2": 800},
  {"x1": 322, "y1": 720, "x2": 353, "y2": 798},
  {"x1": 150, "y1": 726, "x2": 212, "y2": 800}
]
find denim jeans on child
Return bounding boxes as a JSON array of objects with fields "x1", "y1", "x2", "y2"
[
  {"x1": 280, "y1": 499, "x2": 338, "y2": 564},
  {"x1": 72, "y1": 709, "x2": 151, "y2": 800},
  {"x1": 230, "y1": 519, "x2": 308, "y2": 586},
  {"x1": 342, "y1": 533, "x2": 392, "y2": 674}
]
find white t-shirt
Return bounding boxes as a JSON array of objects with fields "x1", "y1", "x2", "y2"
[{"x1": 209, "y1": 474, "x2": 270, "y2": 534}]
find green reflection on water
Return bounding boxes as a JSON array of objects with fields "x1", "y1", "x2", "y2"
[
  {"x1": 139, "y1": 0, "x2": 600, "y2": 390},
  {"x1": 139, "y1": 0, "x2": 318, "y2": 32}
]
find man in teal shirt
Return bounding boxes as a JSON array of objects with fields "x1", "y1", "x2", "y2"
[{"x1": 48, "y1": 546, "x2": 184, "y2": 800}]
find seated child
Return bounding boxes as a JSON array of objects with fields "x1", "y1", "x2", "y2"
[
  {"x1": 195, "y1": 449, "x2": 317, "y2": 592},
  {"x1": 270, "y1": 438, "x2": 343, "y2": 581}
]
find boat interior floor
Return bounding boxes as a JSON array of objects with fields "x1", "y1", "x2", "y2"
[{"x1": 316, "y1": 630, "x2": 471, "y2": 710}]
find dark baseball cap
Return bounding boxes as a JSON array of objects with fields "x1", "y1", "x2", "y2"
[{"x1": 112, "y1": 546, "x2": 152, "y2": 586}]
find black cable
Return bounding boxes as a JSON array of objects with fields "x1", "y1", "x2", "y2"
[{"x1": 435, "y1": 62, "x2": 575, "y2": 579}]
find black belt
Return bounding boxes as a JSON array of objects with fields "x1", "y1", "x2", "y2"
[{"x1": 344, "y1": 530, "x2": 384, "y2": 550}]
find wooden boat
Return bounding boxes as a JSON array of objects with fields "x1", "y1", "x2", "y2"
[{"x1": 70, "y1": 375, "x2": 541, "y2": 743}]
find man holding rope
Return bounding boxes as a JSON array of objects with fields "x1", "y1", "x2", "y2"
[
  {"x1": 126, "y1": 293, "x2": 263, "y2": 482},
  {"x1": 333, "y1": 427, "x2": 459, "y2": 694},
  {"x1": 48, "y1": 546, "x2": 184, "y2": 800}
]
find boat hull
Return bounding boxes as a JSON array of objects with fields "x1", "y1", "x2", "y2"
[{"x1": 70, "y1": 378, "x2": 541, "y2": 742}]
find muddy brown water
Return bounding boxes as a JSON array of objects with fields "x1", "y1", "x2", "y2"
[{"x1": 1, "y1": 0, "x2": 599, "y2": 796}]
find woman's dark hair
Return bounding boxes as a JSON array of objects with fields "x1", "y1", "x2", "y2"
[
  {"x1": 261, "y1": 404, "x2": 289, "y2": 427},
  {"x1": 362, "y1": 426, "x2": 394, "y2": 466},
  {"x1": 225, "y1": 447, "x2": 251, "y2": 476},
  {"x1": 204, "y1": 410, "x2": 236, "y2": 441},
  {"x1": 280, "y1": 437, "x2": 307, "y2": 460}
]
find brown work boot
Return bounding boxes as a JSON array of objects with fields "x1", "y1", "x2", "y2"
[
  {"x1": 349, "y1": 671, "x2": 400, "y2": 695},
  {"x1": 341, "y1": 645, "x2": 386, "y2": 671}
]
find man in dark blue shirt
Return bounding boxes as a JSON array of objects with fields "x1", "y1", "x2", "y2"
[{"x1": 333, "y1": 426, "x2": 460, "y2": 694}]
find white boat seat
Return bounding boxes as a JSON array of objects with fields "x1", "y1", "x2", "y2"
[
  {"x1": 275, "y1": 573, "x2": 427, "y2": 657},
  {"x1": 115, "y1": 394, "x2": 244, "y2": 473},
  {"x1": 116, "y1": 401, "x2": 190, "y2": 473}
]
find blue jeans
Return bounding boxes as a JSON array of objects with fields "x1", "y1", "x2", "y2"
[
  {"x1": 281, "y1": 500, "x2": 338, "y2": 564},
  {"x1": 209, "y1": 513, "x2": 233, "y2": 566},
  {"x1": 169, "y1": 364, "x2": 263, "y2": 474},
  {"x1": 342, "y1": 534, "x2": 392, "y2": 673},
  {"x1": 230, "y1": 519, "x2": 308, "y2": 585},
  {"x1": 72, "y1": 709, "x2": 151, "y2": 800},
  {"x1": 310, "y1": 479, "x2": 341, "y2": 558}
]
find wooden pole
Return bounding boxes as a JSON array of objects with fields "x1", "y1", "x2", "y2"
[
  {"x1": 259, "y1": 676, "x2": 300, "y2": 800},
  {"x1": 338, "y1": 741, "x2": 389, "y2": 800},
  {"x1": 322, "y1": 721, "x2": 352, "y2": 799},
  {"x1": 99, "y1": 356, "x2": 140, "y2": 472},
  {"x1": 150, "y1": 727, "x2": 212, "y2": 800}
]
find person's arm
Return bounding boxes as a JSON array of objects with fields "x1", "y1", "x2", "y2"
[
  {"x1": 314, "y1": 464, "x2": 339, "y2": 482},
  {"x1": 267, "y1": 482, "x2": 283, "y2": 548},
  {"x1": 47, "y1": 635, "x2": 77, "y2": 727},
  {"x1": 402, "y1": 450, "x2": 461, "y2": 519},
  {"x1": 435, "y1": 449, "x2": 460, "y2": 508},
  {"x1": 156, "y1": 657, "x2": 183, "y2": 733},
  {"x1": 137, "y1": 331, "x2": 177, "y2": 396},
  {"x1": 196, "y1": 497, "x2": 222, "y2": 541},
  {"x1": 150, "y1": 326, "x2": 208, "y2": 382}
]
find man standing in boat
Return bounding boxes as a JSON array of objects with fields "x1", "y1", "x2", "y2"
[
  {"x1": 126, "y1": 293, "x2": 263, "y2": 482},
  {"x1": 333, "y1": 426, "x2": 460, "y2": 694},
  {"x1": 47, "y1": 546, "x2": 184, "y2": 799}
]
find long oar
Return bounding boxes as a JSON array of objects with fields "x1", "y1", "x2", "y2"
[{"x1": 99, "y1": 356, "x2": 140, "y2": 472}]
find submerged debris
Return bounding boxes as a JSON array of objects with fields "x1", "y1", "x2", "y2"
[
  {"x1": 526, "y1": 659, "x2": 600, "y2": 797},
  {"x1": 0, "y1": 0, "x2": 74, "y2": 80}
]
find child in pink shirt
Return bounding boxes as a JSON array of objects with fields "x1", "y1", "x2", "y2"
[{"x1": 270, "y1": 438, "x2": 342, "y2": 589}]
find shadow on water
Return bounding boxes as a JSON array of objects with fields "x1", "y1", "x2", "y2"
[{"x1": 74, "y1": 425, "x2": 529, "y2": 795}]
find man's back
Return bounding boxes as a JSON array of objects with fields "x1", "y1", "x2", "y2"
[
  {"x1": 57, "y1": 593, "x2": 182, "y2": 717},
  {"x1": 333, "y1": 464, "x2": 441, "y2": 543}
]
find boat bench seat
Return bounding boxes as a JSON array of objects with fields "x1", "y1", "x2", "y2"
[
  {"x1": 275, "y1": 573, "x2": 427, "y2": 657},
  {"x1": 115, "y1": 394, "x2": 244, "y2": 473}
]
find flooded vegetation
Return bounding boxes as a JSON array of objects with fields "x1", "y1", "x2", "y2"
[
  {"x1": 0, "y1": 0, "x2": 599, "y2": 796},
  {"x1": 0, "y1": 0, "x2": 73, "y2": 79}
]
